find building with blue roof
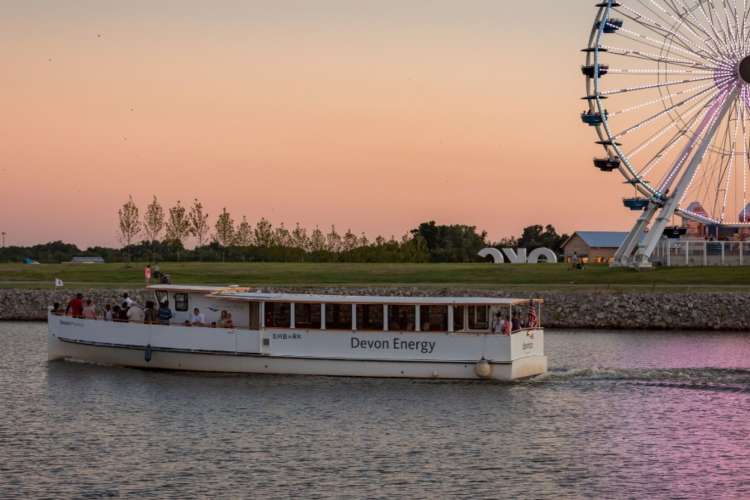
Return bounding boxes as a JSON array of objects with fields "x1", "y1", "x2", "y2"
[{"x1": 561, "y1": 231, "x2": 628, "y2": 264}]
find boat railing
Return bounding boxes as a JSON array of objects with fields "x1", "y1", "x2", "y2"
[{"x1": 50, "y1": 310, "x2": 541, "y2": 336}]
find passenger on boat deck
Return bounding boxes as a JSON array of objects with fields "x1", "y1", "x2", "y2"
[
  {"x1": 144, "y1": 264, "x2": 152, "y2": 285},
  {"x1": 143, "y1": 301, "x2": 157, "y2": 324},
  {"x1": 82, "y1": 299, "x2": 97, "y2": 320},
  {"x1": 51, "y1": 302, "x2": 62, "y2": 315},
  {"x1": 190, "y1": 307, "x2": 206, "y2": 326},
  {"x1": 184, "y1": 320, "x2": 192, "y2": 327},
  {"x1": 210, "y1": 321, "x2": 217, "y2": 328},
  {"x1": 118, "y1": 302, "x2": 129, "y2": 321},
  {"x1": 65, "y1": 293, "x2": 84, "y2": 318},
  {"x1": 103, "y1": 304, "x2": 113, "y2": 321},
  {"x1": 502, "y1": 315, "x2": 512, "y2": 335},
  {"x1": 491, "y1": 312, "x2": 504, "y2": 334},
  {"x1": 511, "y1": 314, "x2": 521, "y2": 332},
  {"x1": 157, "y1": 301, "x2": 173, "y2": 325},
  {"x1": 127, "y1": 302, "x2": 145, "y2": 322},
  {"x1": 112, "y1": 305, "x2": 124, "y2": 322},
  {"x1": 122, "y1": 293, "x2": 134, "y2": 308},
  {"x1": 218, "y1": 310, "x2": 234, "y2": 329}
]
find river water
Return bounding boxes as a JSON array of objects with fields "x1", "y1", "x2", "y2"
[{"x1": 1, "y1": 322, "x2": 749, "y2": 499}]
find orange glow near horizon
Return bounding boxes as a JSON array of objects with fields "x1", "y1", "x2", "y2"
[{"x1": 0, "y1": 1, "x2": 631, "y2": 248}]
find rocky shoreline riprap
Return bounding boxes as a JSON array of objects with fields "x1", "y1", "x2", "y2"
[{"x1": 1, "y1": 287, "x2": 749, "y2": 331}]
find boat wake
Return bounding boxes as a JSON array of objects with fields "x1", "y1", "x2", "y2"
[{"x1": 527, "y1": 367, "x2": 750, "y2": 392}]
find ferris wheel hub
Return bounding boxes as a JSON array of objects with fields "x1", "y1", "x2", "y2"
[{"x1": 738, "y1": 56, "x2": 750, "y2": 84}]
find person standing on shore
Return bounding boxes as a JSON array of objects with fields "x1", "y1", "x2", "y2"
[{"x1": 144, "y1": 264, "x2": 152, "y2": 285}]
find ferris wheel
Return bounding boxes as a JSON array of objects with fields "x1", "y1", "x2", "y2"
[{"x1": 582, "y1": 0, "x2": 750, "y2": 267}]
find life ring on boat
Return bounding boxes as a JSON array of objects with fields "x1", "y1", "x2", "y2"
[
  {"x1": 144, "y1": 344, "x2": 152, "y2": 363},
  {"x1": 474, "y1": 359, "x2": 492, "y2": 379}
]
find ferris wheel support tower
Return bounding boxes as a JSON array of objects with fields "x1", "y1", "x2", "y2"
[{"x1": 616, "y1": 88, "x2": 737, "y2": 267}]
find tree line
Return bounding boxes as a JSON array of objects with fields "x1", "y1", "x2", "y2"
[{"x1": 0, "y1": 196, "x2": 568, "y2": 263}]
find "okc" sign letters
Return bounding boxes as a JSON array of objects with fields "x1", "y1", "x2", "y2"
[{"x1": 478, "y1": 247, "x2": 558, "y2": 264}]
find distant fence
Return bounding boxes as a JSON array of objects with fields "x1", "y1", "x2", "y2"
[{"x1": 653, "y1": 239, "x2": 750, "y2": 267}]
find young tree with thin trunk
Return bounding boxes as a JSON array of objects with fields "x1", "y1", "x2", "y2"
[
  {"x1": 342, "y1": 228, "x2": 357, "y2": 252},
  {"x1": 165, "y1": 201, "x2": 190, "y2": 243},
  {"x1": 274, "y1": 222, "x2": 292, "y2": 248},
  {"x1": 326, "y1": 225, "x2": 342, "y2": 253},
  {"x1": 118, "y1": 195, "x2": 141, "y2": 260},
  {"x1": 235, "y1": 216, "x2": 253, "y2": 247},
  {"x1": 358, "y1": 232, "x2": 369, "y2": 248},
  {"x1": 214, "y1": 208, "x2": 236, "y2": 248},
  {"x1": 188, "y1": 198, "x2": 210, "y2": 248},
  {"x1": 291, "y1": 223, "x2": 310, "y2": 251},
  {"x1": 143, "y1": 196, "x2": 165, "y2": 243},
  {"x1": 165, "y1": 200, "x2": 191, "y2": 260},
  {"x1": 254, "y1": 217, "x2": 275, "y2": 247},
  {"x1": 310, "y1": 226, "x2": 326, "y2": 252}
]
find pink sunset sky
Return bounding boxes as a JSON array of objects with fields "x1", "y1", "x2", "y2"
[{"x1": 1, "y1": 1, "x2": 629, "y2": 248}]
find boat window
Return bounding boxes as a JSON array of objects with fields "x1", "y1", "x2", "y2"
[
  {"x1": 356, "y1": 304, "x2": 383, "y2": 331},
  {"x1": 420, "y1": 305, "x2": 448, "y2": 332},
  {"x1": 174, "y1": 293, "x2": 188, "y2": 312},
  {"x1": 468, "y1": 305, "x2": 489, "y2": 330},
  {"x1": 325, "y1": 304, "x2": 352, "y2": 330},
  {"x1": 266, "y1": 302, "x2": 291, "y2": 328},
  {"x1": 453, "y1": 305, "x2": 465, "y2": 331},
  {"x1": 295, "y1": 303, "x2": 321, "y2": 329},
  {"x1": 388, "y1": 305, "x2": 415, "y2": 332}
]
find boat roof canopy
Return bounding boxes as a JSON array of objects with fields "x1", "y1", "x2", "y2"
[
  {"x1": 148, "y1": 284, "x2": 239, "y2": 293},
  {"x1": 147, "y1": 285, "x2": 542, "y2": 306}
]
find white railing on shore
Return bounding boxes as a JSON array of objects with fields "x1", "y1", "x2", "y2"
[{"x1": 652, "y1": 239, "x2": 750, "y2": 267}]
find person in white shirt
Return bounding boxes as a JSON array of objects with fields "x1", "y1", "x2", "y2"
[
  {"x1": 491, "y1": 311, "x2": 504, "y2": 334},
  {"x1": 122, "y1": 293, "x2": 135, "y2": 308},
  {"x1": 104, "y1": 304, "x2": 113, "y2": 321},
  {"x1": 190, "y1": 307, "x2": 206, "y2": 326},
  {"x1": 126, "y1": 304, "x2": 145, "y2": 322}
]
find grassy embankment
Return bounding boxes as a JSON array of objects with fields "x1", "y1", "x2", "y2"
[{"x1": 0, "y1": 262, "x2": 749, "y2": 291}]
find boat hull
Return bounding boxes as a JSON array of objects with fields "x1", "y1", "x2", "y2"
[{"x1": 48, "y1": 315, "x2": 547, "y2": 381}]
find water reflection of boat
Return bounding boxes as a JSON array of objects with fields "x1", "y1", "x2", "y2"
[{"x1": 48, "y1": 285, "x2": 547, "y2": 381}]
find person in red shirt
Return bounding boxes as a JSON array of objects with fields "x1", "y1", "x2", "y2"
[{"x1": 65, "y1": 293, "x2": 84, "y2": 318}]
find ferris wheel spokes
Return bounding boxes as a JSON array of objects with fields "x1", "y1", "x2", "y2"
[
  {"x1": 583, "y1": 0, "x2": 750, "y2": 268},
  {"x1": 629, "y1": 88, "x2": 738, "y2": 267}
]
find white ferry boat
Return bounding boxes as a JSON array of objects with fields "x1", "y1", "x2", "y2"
[{"x1": 48, "y1": 285, "x2": 547, "y2": 381}]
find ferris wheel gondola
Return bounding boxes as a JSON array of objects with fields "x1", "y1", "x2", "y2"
[{"x1": 582, "y1": 0, "x2": 750, "y2": 267}]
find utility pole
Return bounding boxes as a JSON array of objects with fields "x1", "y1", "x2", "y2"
[{"x1": 1, "y1": 232, "x2": 5, "y2": 247}]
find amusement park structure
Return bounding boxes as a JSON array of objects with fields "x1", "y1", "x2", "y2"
[{"x1": 582, "y1": 0, "x2": 750, "y2": 268}]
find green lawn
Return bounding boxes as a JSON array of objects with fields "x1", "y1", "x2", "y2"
[{"x1": 1, "y1": 262, "x2": 749, "y2": 290}]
